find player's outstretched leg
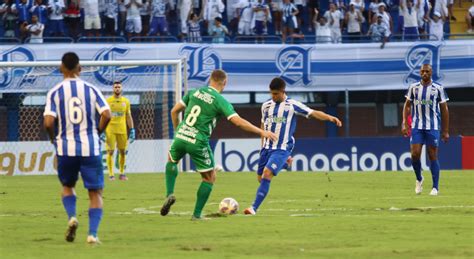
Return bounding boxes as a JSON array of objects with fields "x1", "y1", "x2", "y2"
[
  {"x1": 245, "y1": 168, "x2": 273, "y2": 215},
  {"x1": 161, "y1": 161, "x2": 179, "y2": 216},
  {"x1": 62, "y1": 192, "x2": 78, "y2": 242},
  {"x1": 192, "y1": 170, "x2": 215, "y2": 219},
  {"x1": 87, "y1": 189, "x2": 103, "y2": 244}
]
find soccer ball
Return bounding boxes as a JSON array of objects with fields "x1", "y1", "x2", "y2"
[{"x1": 218, "y1": 197, "x2": 239, "y2": 215}]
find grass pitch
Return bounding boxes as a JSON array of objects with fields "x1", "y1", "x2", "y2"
[{"x1": 1, "y1": 171, "x2": 473, "y2": 258}]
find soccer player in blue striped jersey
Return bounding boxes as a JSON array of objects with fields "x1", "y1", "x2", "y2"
[
  {"x1": 43, "y1": 52, "x2": 111, "y2": 244},
  {"x1": 244, "y1": 77, "x2": 342, "y2": 215},
  {"x1": 402, "y1": 64, "x2": 449, "y2": 196}
]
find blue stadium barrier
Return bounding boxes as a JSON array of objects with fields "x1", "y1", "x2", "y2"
[
  {"x1": 129, "y1": 36, "x2": 179, "y2": 43},
  {"x1": 233, "y1": 35, "x2": 282, "y2": 44},
  {"x1": 390, "y1": 33, "x2": 440, "y2": 42},
  {"x1": 446, "y1": 33, "x2": 474, "y2": 40},
  {"x1": 0, "y1": 37, "x2": 21, "y2": 44},
  {"x1": 25, "y1": 37, "x2": 74, "y2": 44},
  {"x1": 77, "y1": 36, "x2": 127, "y2": 43},
  {"x1": 200, "y1": 36, "x2": 233, "y2": 44}
]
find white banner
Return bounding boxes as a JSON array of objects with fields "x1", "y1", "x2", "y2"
[
  {"x1": 0, "y1": 41, "x2": 472, "y2": 92},
  {"x1": 0, "y1": 140, "x2": 170, "y2": 176}
]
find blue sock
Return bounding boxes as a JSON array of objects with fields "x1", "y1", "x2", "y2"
[
  {"x1": 62, "y1": 195, "x2": 76, "y2": 219},
  {"x1": 252, "y1": 178, "x2": 271, "y2": 211},
  {"x1": 412, "y1": 160, "x2": 422, "y2": 182},
  {"x1": 88, "y1": 208, "x2": 103, "y2": 237},
  {"x1": 430, "y1": 160, "x2": 440, "y2": 190}
]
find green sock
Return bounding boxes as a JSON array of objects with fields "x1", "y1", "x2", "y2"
[
  {"x1": 193, "y1": 181, "x2": 213, "y2": 218},
  {"x1": 165, "y1": 162, "x2": 178, "y2": 197}
]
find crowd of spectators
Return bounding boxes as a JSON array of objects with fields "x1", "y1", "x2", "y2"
[{"x1": 0, "y1": 0, "x2": 468, "y2": 44}]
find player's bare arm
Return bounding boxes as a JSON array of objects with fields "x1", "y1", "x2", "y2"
[
  {"x1": 170, "y1": 102, "x2": 186, "y2": 130},
  {"x1": 98, "y1": 110, "x2": 112, "y2": 134},
  {"x1": 440, "y1": 102, "x2": 449, "y2": 142},
  {"x1": 402, "y1": 99, "x2": 412, "y2": 137},
  {"x1": 43, "y1": 115, "x2": 56, "y2": 144},
  {"x1": 126, "y1": 111, "x2": 134, "y2": 129},
  {"x1": 229, "y1": 115, "x2": 278, "y2": 141},
  {"x1": 309, "y1": 110, "x2": 342, "y2": 127}
]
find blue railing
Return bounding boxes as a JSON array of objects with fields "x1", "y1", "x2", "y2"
[{"x1": 0, "y1": 33, "x2": 472, "y2": 45}]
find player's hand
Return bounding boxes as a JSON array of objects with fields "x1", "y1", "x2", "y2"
[
  {"x1": 100, "y1": 133, "x2": 106, "y2": 142},
  {"x1": 331, "y1": 117, "x2": 342, "y2": 127},
  {"x1": 262, "y1": 130, "x2": 278, "y2": 142},
  {"x1": 129, "y1": 128, "x2": 136, "y2": 144},
  {"x1": 401, "y1": 123, "x2": 409, "y2": 137},
  {"x1": 441, "y1": 131, "x2": 449, "y2": 143}
]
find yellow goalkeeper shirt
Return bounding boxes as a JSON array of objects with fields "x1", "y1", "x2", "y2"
[{"x1": 106, "y1": 96, "x2": 131, "y2": 134}]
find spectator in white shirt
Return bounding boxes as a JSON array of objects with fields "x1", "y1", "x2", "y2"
[
  {"x1": 180, "y1": 0, "x2": 193, "y2": 35},
  {"x1": 203, "y1": 0, "x2": 225, "y2": 35},
  {"x1": 345, "y1": 3, "x2": 363, "y2": 42},
  {"x1": 400, "y1": 0, "x2": 419, "y2": 41},
  {"x1": 434, "y1": 0, "x2": 448, "y2": 21},
  {"x1": 429, "y1": 11, "x2": 444, "y2": 40},
  {"x1": 324, "y1": 3, "x2": 343, "y2": 43},
  {"x1": 416, "y1": 0, "x2": 431, "y2": 37},
  {"x1": 83, "y1": 0, "x2": 101, "y2": 36},
  {"x1": 125, "y1": 0, "x2": 143, "y2": 36},
  {"x1": 48, "y1": 0, "x2": 66, "y2": 37},
  {"x1": 236, "y1": 0, "x2": 253, "y2": 35},
  {"x1": 22, "y1": 14, "x2": 45, "y2": 43},
  {"x1": 372, "y1": 2, "x2": 392, "y2": 33},
  {"x1": 313, "y1": 8, "x2": 332, "y2": 44},
  {"x1": 368, "y1": 14, "x2": 390, "y2": 48},
  {"x1": 466, "y1": 5, "x2": 474, "y2": 33}
]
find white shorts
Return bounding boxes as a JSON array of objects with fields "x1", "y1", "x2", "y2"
[
  {"x1": 84, "y1": 16, "x2": 101, "y2": 30},
  {"x1": 126, "y1": 17, "x2": 142, "y2": 34},
  {"x1": 238, "y1": 21, "x2": 252, "y2": 35}
]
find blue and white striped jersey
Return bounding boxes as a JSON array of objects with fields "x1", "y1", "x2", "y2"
[
  {"x1": 405, "y1": 81, "x2": 449, "y2": 130},
  {"x1": 282, "y1": 2, "x2": 297, "y2": 20},
  {"x1": 43, "y1": 78, "x2": 110, "y2": 157},
  {"x1": 261, "y1": 97, "x2": 314, "y2": 151}
]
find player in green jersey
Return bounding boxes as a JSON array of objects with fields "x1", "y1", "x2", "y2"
[{"x1": 160, "y1": 69, "x2": 277, "y2": 220}]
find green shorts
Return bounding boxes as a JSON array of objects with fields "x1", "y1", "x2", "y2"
[{"x1": 168, "y1": 138, "x2": 215, "y2": 172}]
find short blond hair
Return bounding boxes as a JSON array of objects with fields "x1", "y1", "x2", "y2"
[{"x1": 210, "y1": 69, "x2": 227, "y2": 84}]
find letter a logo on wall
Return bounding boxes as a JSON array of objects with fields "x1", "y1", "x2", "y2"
[
  {"x1": 276, "y1": 46, "x2": 312, "y2": 87},
  {"x1": 179, "y1": 45, "x2": 222, "y2": 82},
  {"x1": 404, "y1": 43, "x2": 443, "y2": 85},
  {"x1": 0, "y1": 46, "x2": 35, "y2": 88},
  {"x1": 93, "y1": 47, "x2": 130, "y2": 86}
]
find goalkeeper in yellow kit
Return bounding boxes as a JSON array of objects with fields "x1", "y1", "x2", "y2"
[{"x1": 102, "y1": 81, "x2": 135, "y2": 181}]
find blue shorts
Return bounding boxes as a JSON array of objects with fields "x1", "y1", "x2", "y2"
[
  {"x1": 57, "y1": 156, "x2": 104, "y2": 190},
  {"x1": 410, "y1": 128, "x2": 440, "y2": 147},
  {"x1": 149, "y1": 16, "x2": 168, "y2": 35},
  {"x1": 48, "y1": 19, "x2": 65, "y2": 35},
  {"x1": 257, "y1": 149, "x2": 291, "y2": 176},
  {"x1": 283, "y1": 16, "x2": 297, "y2": 29},
  {"x1": 255, "y1": 20, "x2": 264, "y2": 35}
]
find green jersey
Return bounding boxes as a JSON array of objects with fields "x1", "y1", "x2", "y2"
[{"x1": 175, "y1": 86, "x2": 237, "y2": 143}]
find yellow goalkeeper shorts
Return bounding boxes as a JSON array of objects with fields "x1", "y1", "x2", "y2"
[{"x1": 106, "y1": 133, "x2": 128, "y2": 151}]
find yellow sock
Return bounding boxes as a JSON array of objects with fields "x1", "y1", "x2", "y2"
[
  {"x1": 107, "y1": 153, "x2": 114, "y2": 177},
  {"x1": 119, "y1": 152, "x2": 126, "y2": 175}
]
